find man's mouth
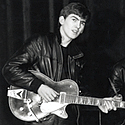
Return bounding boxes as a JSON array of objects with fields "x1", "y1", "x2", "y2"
[{"x1": 72, "y1": 29, "x2": 78, "y2": 34}]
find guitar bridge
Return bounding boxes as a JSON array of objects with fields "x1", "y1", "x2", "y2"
[{"x1": 26, "y1": 99, "x2": 39, "y2": 122}]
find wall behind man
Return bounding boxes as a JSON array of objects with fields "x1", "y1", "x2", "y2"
[
  {"x1": 0, "y1": 0, "x2": 125, "y2": 125},
  {"x1": 0, "y1": 0, "x2": 67, "y2": 125},
  {"x1": 0, "y1": 1, "x2": 27, "y2": 125}
]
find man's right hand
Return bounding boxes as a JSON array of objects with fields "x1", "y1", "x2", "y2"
[{"x1": 37, "y1": 84, "x2": 59, "y2": 102}]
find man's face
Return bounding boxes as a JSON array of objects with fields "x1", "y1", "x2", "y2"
[{"x1": 59, "y1": 14, "x2": 86, "y2": 40}]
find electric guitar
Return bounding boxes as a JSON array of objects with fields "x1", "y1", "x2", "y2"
[{"x1": 7, "y1": 70, "x2": 125, "y2": 122}]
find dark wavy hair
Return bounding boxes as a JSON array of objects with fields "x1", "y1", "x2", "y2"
[{"x1": 59, "y1": 2, "x2": 91, "y2": 22}]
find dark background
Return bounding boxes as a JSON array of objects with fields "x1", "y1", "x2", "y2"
[{"x1": 0, "y1": 0, "x2": 125, "y2": 125}]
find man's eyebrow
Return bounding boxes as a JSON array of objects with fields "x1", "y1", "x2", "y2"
[
  {"x1": 81, "y1": 20, "x2": 86, "y2": 23},
  {"x1": 71, "y1": 16, "x2": 79, "y2": 20},
  {"x1": 71, "y1": 16, "x2": 86, "y2": 23}
]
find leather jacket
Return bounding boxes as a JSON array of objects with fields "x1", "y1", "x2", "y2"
[
  {"x1": 109, "y1": 58, "x2": 125, "y2": 125},
  {"x1": 110, "y1": 58, "x2": 125, "y2": 100},
  {"x1": 2, "y1": 32, "x2": 85, "y2": 125},
  {"x1": 2, "y1": 32, "x2": 84, "y2": 92}
]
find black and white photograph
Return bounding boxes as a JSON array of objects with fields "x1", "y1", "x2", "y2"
[{"x1": 0, "y1": 0, "x2": 125, "y2": 125}]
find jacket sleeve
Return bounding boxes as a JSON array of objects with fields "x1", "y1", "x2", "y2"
[
  {"x1": 2, "y1": 35, "x2": 43, "y2": 93},
  {"x1": 109, "y1": 64, "x2": 125, "y2": 97}
]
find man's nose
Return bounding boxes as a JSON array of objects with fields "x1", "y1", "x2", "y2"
[{"x1": 76, "y1": 21, "x2": 81, "y2": 29}]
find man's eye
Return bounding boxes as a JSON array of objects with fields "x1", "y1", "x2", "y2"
[
  {"x1": 72, "y1": 18, "x2": 76, "y2": 22},
  {"x1": 81, "y1": 22, "x2": 86, "y2": 25}
]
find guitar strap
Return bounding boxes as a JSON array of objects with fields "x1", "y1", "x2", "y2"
[{"x1": 7, "y1": 88, "x2": 27, "y2": 100}]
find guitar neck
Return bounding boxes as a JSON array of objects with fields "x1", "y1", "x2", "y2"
[
  {"x1": 61, "y1": 93, "x2": 125, "y2": 109},
  {"x1": 29, "y1": 70, "x2": 125, "y2": 109}
]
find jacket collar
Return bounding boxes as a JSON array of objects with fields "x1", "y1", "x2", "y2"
[
  {"x1": 56, "y1": 29, "x2": 84, "y2": 59},
  {"x1": 68, "y1": 41, "x2": 84, "y2": 59}
]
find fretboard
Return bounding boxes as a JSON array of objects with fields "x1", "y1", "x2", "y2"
[{"x1": 63, "y1": 94, "x2": 125, "y2": 109}]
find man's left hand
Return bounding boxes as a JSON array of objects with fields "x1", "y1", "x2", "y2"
[{"x1": 98, "y1": 97, "x2": 117, "y2": 113}]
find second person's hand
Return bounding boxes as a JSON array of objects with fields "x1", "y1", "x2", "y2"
[{"x1": 98, "y1": 97, "x2": 117, "y2": 113}]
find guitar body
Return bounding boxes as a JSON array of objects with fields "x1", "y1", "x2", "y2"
[
  {"x1": 8, "y1": 70, "x2": 125, "y2": 122},
  {"x1": 8, "y1": 79, "x2": 79, "y2": 122}
]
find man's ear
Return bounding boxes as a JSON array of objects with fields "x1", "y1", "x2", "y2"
[{"x1": 59, "y1": 16, "x2": 65, "y2": 25}]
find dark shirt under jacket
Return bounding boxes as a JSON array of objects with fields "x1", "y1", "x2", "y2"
[{"x1": 61, "y1": 45, "x2": 69, "y2": 80}]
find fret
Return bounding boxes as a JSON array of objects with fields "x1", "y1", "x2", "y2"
[
  {"x1": 72, "y1": 96, "x2": 79, "y2": 103},
  {"x1": 71, "y1": 96, "x2": 75, "y2": 103},
  {"x1": 115, "y1": 101, "x2": 120, "y2": 107},
  {"x1": 98, "y1": 99, "x2": 105, "y2": 106},
  {"x1": 93, "y1": 98, "x2": 100, "y2": 106},
  {"x1": 92, "y1": 98, "x2": 99, "y2": 106},
  {"x1": 119, "y1": 102, "x2": 123, "y2": 108},
  {"x1": 88, "y1": 97, "x2": 93, "y2": 105},
  {"x1": 75, "y1": 96, "x2": 78, "y2": 104},
  {"x1": 81, "y1": 97, "x2": 87, "y2": 104},
  {"x1": 79, "y1": 96, "x2": 84, "y2": 104},
  {"x1": 119, "y1": 101, "x2": 125, "y2": 108},
  {"x1": 77, "y1": 96, "x2": 82, "y2": 104},
  {"x1": 86, "y1": 97, "x2": 91, "y2": 105},
  {"x1": 65, "y1": 95, "x2": 75, "y2": 103},
  {"x1": 89, "y1": 97, "x2": 96, "y2": 105},
  {"x1": 80, "y1": 97, "x2": 88, "y2": 105},
  {"x1": 123, "y1": 102, "x2": 125, "y2": 108}
]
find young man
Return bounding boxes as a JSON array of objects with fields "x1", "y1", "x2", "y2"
[{"x1": 2, "y1": 2, "x2": 117, "y2": 125}]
